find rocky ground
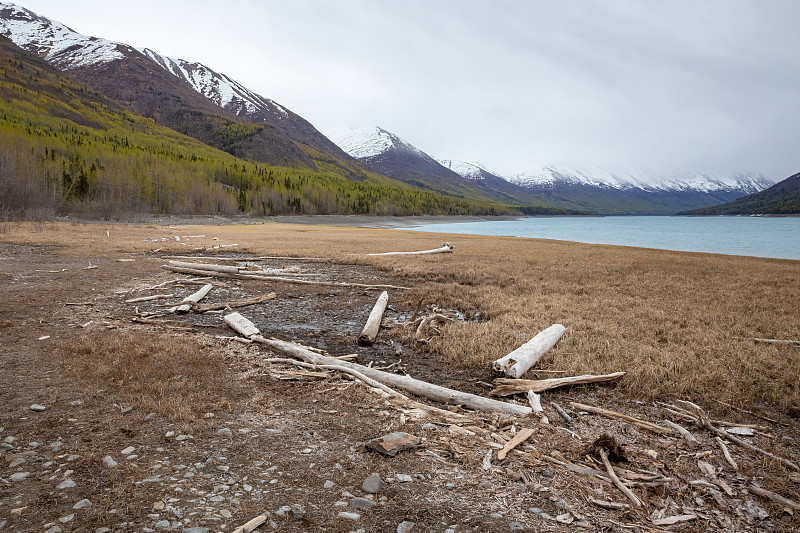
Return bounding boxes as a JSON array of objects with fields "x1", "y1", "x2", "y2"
[{"x1": 1, "y1": 238, "x2": 799, "y2": 533}]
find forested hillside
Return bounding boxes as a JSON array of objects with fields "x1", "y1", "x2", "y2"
[{"x1": 1, "y1": 37, "x2": 567, "y2": 219}]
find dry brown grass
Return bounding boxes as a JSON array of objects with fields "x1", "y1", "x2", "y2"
[
  {"x1": 7, "y1": 220, "x2": 799, "y2": 411},
  {"x1": 59, "y1": 332, "x2": 235, "y2": 421}
]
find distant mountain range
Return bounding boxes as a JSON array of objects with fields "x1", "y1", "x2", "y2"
[
  {"x1": 335, "y1": 127, "x2": 774, "y2": 215},
  {"x1": 679, "y1": 172, "x2": 800, "y2": 215},
  {"x1": 0, "y1": 2, "x2": 781, "y2": 216}
]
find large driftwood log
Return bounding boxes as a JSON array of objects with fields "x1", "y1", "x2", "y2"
[
  {"x1": 492, "y1": 324, "x2": 566, "y2": 378},
  {"x1": 225, "y1": 313, "x2": 530, "y2": 416},
  {"x1": 367, "y1": 243, "x2": 454, "y2": 256},
  {"x1": 358, "y1": 291, "x2": 389, "y2": 346},
  {"x1": 491, "y1": 372, "x2": 626, "y2": 396},
  {"x1": 169, "y1": 284, "x2": 212, "y2": 313},
  {"x1": 162, "y1": 264, "x2": 408, "y2": 290}
]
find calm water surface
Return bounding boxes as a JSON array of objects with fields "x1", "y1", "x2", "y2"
[{"x1": 402, "y1": 216, "x2": 800, "y2": 260}]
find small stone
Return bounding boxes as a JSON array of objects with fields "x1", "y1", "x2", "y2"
[
  {"x1": 217, "y1": 428, "x2": 232, "y2": 437},
  {"x1": 175, "y1": 434, "x2": 191, "y2": 442},
  {"x1": 121, "y1": 446, "x2": 135, "y2": 455},
  {"x1": 396, "y1": 474, "x2": 413, "y2": 483},
  {"x1": 183, "y1": 528, "x2": 210, "y2": 533},
  {"x1": 165, "y1": 431, "x2": 175, "y2": 438},
  {"x1": 30, "y1": 404, "x2": 46, "y2": 412},
  {"x1": 3, "y1": 436, "x2": 16, "y2": 443},
  {"x1": 96, "y1": 529, "x2": 111, "y2": 533},
  {"x1": 220, "y1": 510, "x2": 232, "y2": 519},
  {"x1": 337, "y1": 511, "x2": 361, "y2": 520},
  {"x1": 645, "y1": 449, "x2": 658, "y2": 460},
  {"x1": 144, "y1": 412, "x2": 158, "y2": 421},
  {"x1": 102, "y1": 455, "x2": 117, "y2": 468},
  {"x1": 324, "y1": 480, "x2": 335, "y2": 489},
  {"x1": 10, "y1": 472, "x2": 29, "y2": 482},
  {"x1": 73, "y1": 499, "x2": 92, "y2": 510},
  {"x1": 59, "y1": 514, "x2": 74, "y2": 523},
  {"x1": 121, "y1": 406, "x2": 134, "y2": 415},
  {"x1": 350, "y1": 497, "x2": 377, "y2": 511},
  {"x1": 362, "y1": 473, "x2": 382, "y2": 494},
  {"x1": 529, "y1": 507, "x2": 544, "y2": 515},
  {"x1": 57, "y1": 479, "x2": 76, "y2": 489},
  {"x1": 10, "y1": 507, "x2": 27, "y2": 516},
  {"x1": 365, "y1": 432, "x2": 421, "y2": 457},
  {"x1": 44, "y1": 526, "x2": 62, "y2": 533},
  {"x1": 274, "y1": 506, "x2": 291, "y2": 517},
  {"x1": 397, "y1": 521, "x2": 415, "y2": 533},
  {"x1": 478, "y1": 481, "x2": 492, "y2": 489},
  {"x1": 290, "y1": 504, "x2": 306, "y2": 519},
  {"x1": 489, "y1": 513, "x2": 503, "y2": 518},
  {"x1": 154, "y1": 520, "x2": 171, "y2": 529},
  {"x1": 509, "y1": 522, "x2": 525, "y2": 530},
  {"x1": 252, "y1": 460, "x2": 264, "y2": 467},
  {"x1": 541, "y1": 469, "x2": 556, "y2": 479}
]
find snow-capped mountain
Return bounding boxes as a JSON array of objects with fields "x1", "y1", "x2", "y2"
[
  {"x1": 503, "y1": 164, "x2": 775, "y2": 214},
  {"x1": 506, "y1": 164, "x2": 773, "y2": 195},
  {"x1": 0, "y1": 2, "x2": 354, "y2": 170},
  {"x1": 437, "y1": 159, "x2": 488, "y2": 180},
  {"x1": 137, "y1": 48, "x2": 289, "y2": 123}
]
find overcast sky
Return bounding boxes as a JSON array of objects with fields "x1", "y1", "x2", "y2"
[{"x1": 16, "y1": 0, "x2": 800, "y2": 179}]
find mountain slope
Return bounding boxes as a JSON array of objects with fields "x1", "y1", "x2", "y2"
[
  {"x1": 679, "y1": 172, "x2": 800, "y2": 215},
  {"x1": 506, "y1": 165, "x2": 775, "y2": 215},
  {"x1": 0, "y1": 2, "x2": 369, "y2": 176},
  {"x1": 0, "y1": 35, "x2": 516, "y2": 219},
  {"x1": 336, "y1": 127, "x2": 566, "y2": 208}
]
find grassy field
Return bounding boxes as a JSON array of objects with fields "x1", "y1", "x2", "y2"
[{"x1": 3, "y1": 219, "x2": 799, "y2": 412}]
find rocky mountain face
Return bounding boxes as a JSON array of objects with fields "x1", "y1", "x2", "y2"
[{"x1": 0, "y1": 2, "x2": 359, "y2": 172}]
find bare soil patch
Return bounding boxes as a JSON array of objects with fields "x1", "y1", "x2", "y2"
[{"x1": 0, "y1": 222, "x2": 798, "y2": 532}]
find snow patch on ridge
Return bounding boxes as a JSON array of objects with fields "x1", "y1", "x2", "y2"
[
  {"x1": 0, "y1": 2, "x2": 125, "y2": 68},
  {"x1": 336, "y1": 126, "x2": 423, "y2": 159},
  {"x1": 437, "y1": 159, "x2": 486, "y2": 180}
]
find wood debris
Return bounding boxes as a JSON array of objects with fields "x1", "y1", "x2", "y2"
[{"x1": 491, "y1": 372, "x2": 626, "y2": 396}]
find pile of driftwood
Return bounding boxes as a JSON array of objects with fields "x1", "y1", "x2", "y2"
[{"x1": 124, "y1": 254, "x2": 800, "y2": 529}]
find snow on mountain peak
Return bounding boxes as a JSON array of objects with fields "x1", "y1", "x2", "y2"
[
  {"x1": 0, "y1": 2, "x2": 127, "y2": 68},
  {"x1": 335, "y1": 126, "x2": 422, "y2": 159},
  {"x1": 437, "y1": 159, "x2": 488, "y2": 180}
]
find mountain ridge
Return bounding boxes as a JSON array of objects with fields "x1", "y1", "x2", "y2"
[{"x1": 679, "y1": 172, "x2": 800, "y2": 215}]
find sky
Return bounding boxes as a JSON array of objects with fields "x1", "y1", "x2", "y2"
[{"x1": 13, "y1": 0, "x2": 800, "y2": 179}]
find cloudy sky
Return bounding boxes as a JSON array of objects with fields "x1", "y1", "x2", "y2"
[{"x1": 16, "y1": 0, "x2": 800, "y2": 179}]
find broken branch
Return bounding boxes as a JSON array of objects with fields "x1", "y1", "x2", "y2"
[{"x1": 491, "y1": 372, "x2": 625, "y2": 396}]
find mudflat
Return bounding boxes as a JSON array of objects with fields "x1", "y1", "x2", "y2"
[{"x1": 1, "y1": 221, "x2": 798, "y2": 532}]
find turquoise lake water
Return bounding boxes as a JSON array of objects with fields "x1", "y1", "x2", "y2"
[{"x1": 402, "y1": 216, "x2": 800, "y2": 260}]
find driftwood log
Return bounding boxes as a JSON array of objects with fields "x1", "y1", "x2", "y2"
[
  {"x1": 367, "y1": 242, "x2": 454, "y2": 256},
  {"x1": 163, "y1": 264, "x2": 408, "y2": 290},
  {"x1": 169, "y1": 283, "x2": 212, "y2": 313},
  {"x1": 225, "y1": 313, "x2": 531, "y2": 417},
  {"x1": 491, "y1": 372, "x2": 626, "y2": 396},
  {"x1": 492, "y1": 324, "x2": 565, "y2": 378},
  {"x1": 193, "y1": 292, "x2": 276, "y2": 313},
  {"x1": 358, "y1": 291, "x2": 389, "y2": 346}
]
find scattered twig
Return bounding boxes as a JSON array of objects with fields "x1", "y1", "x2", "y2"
[
  {"x1": 600, "y1": 448, "x2": 642, "y2": 507},
  {"x1": 550, "y1": 401, "x2": 576, "y2": 429},
  {"x1": 749, "y1": 484, "x2": 800, "y2": 511},
  {"x1": 231, "y1": 514, "x2": 268, "y2": 533},
  {"x1": 714, "y1": 437, "x2": 738, "y2": 471},
  {"x1": 588, "y1": 497, "x2": 630, "y2": 511},
  {"x1": 497, "y1": 428, "x2": 535, "y2": 461},
  {"x1": 125, "y1": 294, "x2": 174, "y2": 303},
  {"x1": 570, "y1": 402, "x2": 672, "y2": 435},
  {"x1": 663, "y1": 420, "x2": 700, "y2": 449}
]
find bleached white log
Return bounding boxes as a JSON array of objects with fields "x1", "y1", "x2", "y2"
[
  {"x1": 358, "y1": 291, "x2": 389, "y2": 346},
  {"x1": 223, "y1": 312, "x2": 261, "y2": 338},
  {"x1": 225, "y1": 314, "x2": 530, "y2": 416},
  {"x1": 491, "y1": 372, "x2": 626, "y2": 396},
  {"x1": 492, "y1": 324, "x2": 566, "y2": 378},
  {"x1": 367, "y1": 243, "x2": 454, "y2": 256},
  {"x1": 169, "y1": 260, "x2": 240, "y2": 274},
  {"x1": 169, "y1": 283, "x2": 212, "y2": 313}
]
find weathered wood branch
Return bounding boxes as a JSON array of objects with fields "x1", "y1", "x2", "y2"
[
  {"x1": 125, "y1": 293, "x2": 174, "y2": 303},
  {"x1": 734, "y1": 336, "x2": 800, "y2": 347},
  {"x1": 570, "y1": 402, "x2": 672, "y2": 435},
  {"x1": 492, "y1": 324, "x2": 565, "y2": 378},
  {"x1": 678, "y1": 400, "x2": 799, "y2": 471},
  {"x1": 715, "y1": 437, "x2": 738, "y2": 471},
  {"x1": 600, "y1": 448, "x2": 642, "y2": 507},
  {"x1": 358, "y1": 291, "x2": 389, "y2": 346},
  {"x1": 366, "y1": 242, "x2": 454, "y2": 256},
  {"x1": 749, "y1": 484, "x2": 800, "y2": 511},
  {"x1": 497, "y1": 428, "x2": 535, "y2": 460},
  {"x1": 550, "y1": 401, "x2": 576, "y2": 429},
  {"x1": 527, "y1": 391, "x2": 549, "y2": 424},
  {"x1": 491, "y1": 371, "x2": 626, "y2": 396},
  {"x1": 663, "y1": 419, "x2": 701, "y2": 449},
  {"x1": 225, "y1": 313, "x2": 530, "y2": 416},
  {"x1": 169, "y1": 284, "x2": 212, "y2": 313},
  {"x1": 588, "y1": 497, "x2": 630, "y2": 511},
  {"x1": 168, "y1": 260, "x2": 240, "y2": 274},
  {"x1": 231, "y1": 514, "x2": 268, "y2": 533}
]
